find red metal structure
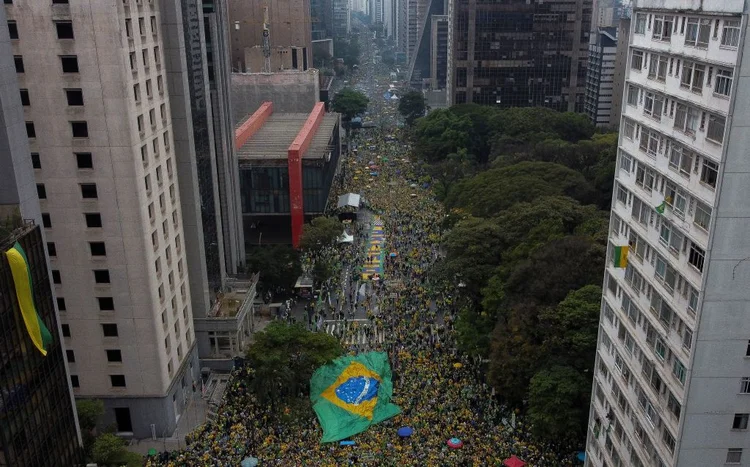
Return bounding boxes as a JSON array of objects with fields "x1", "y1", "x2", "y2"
[
  {"x1": 287, "y1": 102, "x2": 326, "y2": 247},
  {"x1": 234, "y1": 101, "x2": 273, "y2": 149}
]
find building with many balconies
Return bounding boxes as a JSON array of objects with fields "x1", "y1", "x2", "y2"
[{"x1": 587, "y1": 1, "x2": 750, "y2": 466}]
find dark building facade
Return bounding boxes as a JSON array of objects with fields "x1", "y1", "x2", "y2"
[
  {"x1": 450, "y1": 0, "x2": 593, "y2": 111},
  {"x1": 203, "y1": 0, "x2": 246, "y2": 276},
  {"x1": 311, "y1": 0, "x2": 333, "y2": 40},
  {"x1": 0, "y1": 224, "x2": 81, "y2": 467}
]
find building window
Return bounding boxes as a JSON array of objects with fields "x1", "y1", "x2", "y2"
[
  {"x1": 706, "y1": 114, "x2": 726, "y2": 144},
  {"x1": 627, "y1": 85, "x2": 639, "y2": 106},
  {"x1": 638, "y1": 127, "x2": 660, "y2": 157},
  {"x1": 52, "y1": 269, "x2": 61, "y2": 284},
  {"x1": 622, "y1": 118, "x2": 635, "y2": 140},
  {"x1": 55, "y1": 21, "x2": 74, "y2": 39},
  {"x1": 110, "y1": 375, "x2": 126, "y2": 387},
  {"x1": 97, "y1": 297, "x2": 115, "y2": 311},
  {"x1": 672, "y1": 358, "x2": 686, "y2": 385},
  {"x1": 102, "y1": 323, "x2": 118, "y2": 337},
  {"x1": 634, "y1": 12, "x2": 647, "y2": 34},
  {"x1": 60, "y1": 55, "x2": 79, "y2": 73},
  {"x1": 66, "y1": 349, "x2": 75, "y2": 363},
  {"x1": 52, "y1": 0, "x2": 69, "y2": 4},
  {"x1": 57, "y1": 297, "x2": 66, "y2": 310},
  {"x1": 36, "y1": 183, "x2": 47, "y2": 199},
  {"x1": 71, "y1": 121, "x2": 89, "y2": 138},
  {"x1": 667, "y1": 392, "x2": 681, "y2": 420},
  {"x1": 70, "y1": 375, "x2": 79, "y2": 388},
  {"x1": 648, "y1": 54, "x2": 668, "y2": 81},
  {"x1": 733, "y1": 414, "x2": 749, "y2": 430},
  {"x1": 631, "y1": 50, "x2": 644, "y2": 70},
  {"x1": 42, "y1": 213, "x2": 51, "y2": 228},
  {"x1": 85, "y1": 212, "x2": 102, "y2": 228},
  {"x1": 688, "y1": 242, "x2": 705, "y2": 272},
  {"x1": 106, "y1": 349, "x2": 122, "y2": 362},
  {"x1": 701, "y1": 159, "x2": 719, "y2": 188},
  {"x1": 14, "y1": 55, "x2": 23, "y2": 73},
  {"x1": 662, "y1": 428, "x2": 675, "y2": 454},
  {"x1": 151, "y1": 16, "x2": 157, "y2": 35},
  {"x1": 47, "y1": 242, "x2": 56, "y2": 256},
  {"x1": 727, "y1": 449, "x2": 743, "y2": 464},
  {"x1": 65, "y1": 89, "x2": 84, "y2": 106},
  {"x1": 619, "y1": 151, "x2": 633, "y2": 173},
  {"x1": 643, "y1": 91, "x2": 664, "y2": 120},
  {"x1": 7, "y1": 20, "x2": 18, "y2": 39},
  {"x1": 668, "y1": 144, "x2": 693, "y2": 176},
  {"x1": 76, "y1": 152, "x2": 93, "y2": 169},
  {"x1": 61, "y1": 324, "x2": 70, "y2": 337},
  {"x1": 652, "y1": 15, "x2": 673, "y2": 41},
  {"x1": 80, "y1": 183, "x2": 98, "y2": 199},
  {"x1": 685, "y1": 17, "x2": 711, "y2": 48},
  {"x1": 694, "y1": 201, "x2": 712, "y2": 230},
  {"x1": 31, "y1": 152, "x2": 40, "y2": 169},
  {"x1": 722, "y1": 20, "x2": 741, "y2": 48},
  {"x1": 19, "y1": 89, "x2": 29, "y2": 106},
  {"x1": 94, "y1": 269, "x2": 110, "y2": 283},
  {"x1": 89, "y1": 242, "x2": 106, "y2": 256},
  {"x1": 681, "y1": 61, "x2": 705, "y2": 93},
  {"x1": 741, "y1": 377, "x2": 750, "y2": 394},
  {"x1": 26, "y1": 122, "x2": 35, "y2": 138}
]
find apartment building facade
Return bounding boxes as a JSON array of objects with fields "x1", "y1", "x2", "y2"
[
  {"x1": 587, "y1": 1, "x2": 750, "y2": 466},
  {"x1": 5, "y1": 0, "x2": 201, "y2": 438}
]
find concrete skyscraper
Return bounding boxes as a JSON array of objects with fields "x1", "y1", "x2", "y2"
[
  {"x1": 4, "y1": 0, "x2": 208, "y2": 438},
  {"x1": 448, "y1": 0, "x2": 592, "y2": 110},
  {"x1": 587, "y1": 1, "x2": 750, "y2": 466},
  {"x1": 0, "y1": 4, "x2": 82, "y2": 464}
]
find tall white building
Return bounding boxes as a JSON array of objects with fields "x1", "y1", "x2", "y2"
[
  {"x1": 5, "y1": 0, "x2": 207, "y2": 438},
  {"x1": 587, "y1": 1, "x2": 750, "y2": 466}
]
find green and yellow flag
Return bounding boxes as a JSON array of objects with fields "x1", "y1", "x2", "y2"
[
  {"x1": 612, "y1": 245, "x2": 629, "y2": 269},
  {"x1": 310, "y1": 351, "x2": 400, "y2": 443},
  {"x1": 5, "y1": 242, "x2": 53, "y2": 355}
]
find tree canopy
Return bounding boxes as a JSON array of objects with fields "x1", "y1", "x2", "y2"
[
  {"x1": 420, "y1": 104, "x2": 615, "y2": 444},
  {"x1": 245, "y1": 245, "x2": 301, "y2": 296},
  {"x1": 398, "y1": 90, "x2": 428, "y2": 126},
  {"x1": 245, "y1": 322, "x2": 343, "y2": 403},
  {"x1": 444, "y1": 161, "x2": 596, "y2": 218},
  {"x1": 299, "y1": 216, "x2": 343, "y2": 252},
  {"x1": 331, "y1": 88, "x2": 369, "y2": 121}
]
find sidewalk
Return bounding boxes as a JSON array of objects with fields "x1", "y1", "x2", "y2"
[{"x1": 125, "y1": 390, "x2": 207, "y2": 455}]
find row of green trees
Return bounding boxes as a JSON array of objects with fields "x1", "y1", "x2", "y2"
[{"x1": 417, "y1": 105, "x2": 616, "y2": 444}]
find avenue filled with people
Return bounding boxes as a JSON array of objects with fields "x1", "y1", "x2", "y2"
[{"x1": 146, "y1": 39, "x2": 582, "y2": 467}]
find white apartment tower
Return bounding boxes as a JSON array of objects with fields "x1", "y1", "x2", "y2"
[
  {"x1": 4, "y1": 0, "x2": 202, "y2": 438},
  {"x1": 587, "y1": 1, "x2": 750, "y2": 466}
]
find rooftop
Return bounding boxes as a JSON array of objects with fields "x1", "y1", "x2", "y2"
[{"x1": 236, "y1": 113, "x2": 338, "y2": 160}]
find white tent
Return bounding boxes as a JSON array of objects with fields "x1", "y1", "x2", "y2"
[
  {"x1": 338, "y1": 232, "x2": 354, "y2": 243},
  {"x1": 337, "y1": 193, "x2": 361, "y2": 209}
]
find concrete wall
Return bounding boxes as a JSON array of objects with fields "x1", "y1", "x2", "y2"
[
  {"x1": 231, "y1": 70, "x2": 320, "y2": 122},
  {"x1": 634, "y1": 0, "x2": 744, "y2": 13},
  {"x1": 227, "y1": 0, "x2": 312, "y2": 72},
  {"x1": 0, "y1": 7, "x2": 39, "y2": 224},
  {"x1": 100, "y1": 344, "x2": 200, "y2": 438},
  {"x1": 678, "y1": 8, "x2": 750, "y2": 465}
]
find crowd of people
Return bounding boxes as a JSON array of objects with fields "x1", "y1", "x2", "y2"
[{"x1": 146, "y1": 43, "x2": 583, "y2": 467}]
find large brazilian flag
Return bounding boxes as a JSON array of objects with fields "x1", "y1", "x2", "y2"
[
  {"x1": 310, "y1": 351, "x2": 400, "y2": 443},
  {"x1": 5, "y1": 242, "x2": 53, "y2": 356}
]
